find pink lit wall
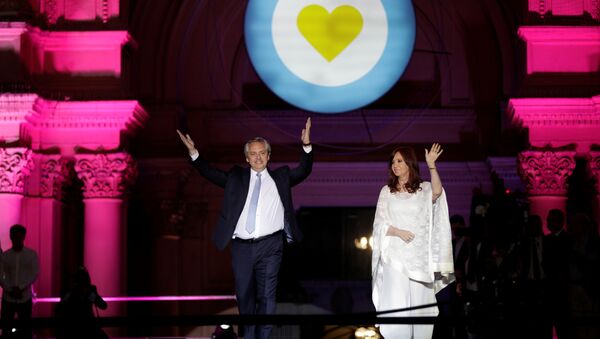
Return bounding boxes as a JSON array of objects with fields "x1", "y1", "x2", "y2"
[
  {"x1": 0, "y1": 194, "x2": 25, "y2": 251},
  {"x1": 21, "y1": 28, "x2": 130, "y2": 76},
  {"x1": 0, "y1": 23, "x2": 146, "y2": 314},
  {"x1": 518, "y1": 27, "x2": 600, "y2": 74},
  {"x1": 0, "y1": 22, "x2": 27, "y2": 82},
  {"x1": 82, "y1": 198, "x2": 125, "y2": 315}
]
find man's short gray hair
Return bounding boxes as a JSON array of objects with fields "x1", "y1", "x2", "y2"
[{"x1": 244, "y1": 137, "x2": 271, "y2": 156}]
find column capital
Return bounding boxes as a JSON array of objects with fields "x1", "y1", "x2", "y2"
[
  {"x1": 518, "y1": 150, "x2": 576, "y2": 196},
  {"x1": 587, "y1": 151, "x2": 600, "y2": 191},
  {"x1": 39, "y1": 155, "x2": 73, "y2": 200},
  {"x1": 74, "y1": 152, "x2": 136, "y2": 199},
  {"x1": 0, "y1": 148, "x2": 34, "y2": 194}
]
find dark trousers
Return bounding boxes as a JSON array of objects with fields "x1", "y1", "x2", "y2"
[
  {"x1": 1, "y1": 299, "x2": 32, "y2": 339},
  {"x1": 231, "y1": 232, "x2": 283, "y2": 339}
]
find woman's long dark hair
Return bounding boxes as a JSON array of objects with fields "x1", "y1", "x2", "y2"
[{"x1": 387, "y1": 146, "x2": 422, "y2": 194}]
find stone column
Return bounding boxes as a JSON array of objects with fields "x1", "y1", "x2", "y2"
[
  {"x1": 20, "y1": 154, "x2": 71, "y2": 316},
  {"x1": 0, "y1": 148, "x2": 34, "y2": 248},
  {"x1": 37, "y1": 156, "x2": 71, "y2": 294},
  {"x1": 518, "y1": 150, "x2": 576, "y2": 233},
  {"x1": 74, "y1": 152, "x2": 136, "y2": 310}
]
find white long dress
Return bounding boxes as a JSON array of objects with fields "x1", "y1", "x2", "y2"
[{"x1": 372, "y1": 182, "x2": 454, "y2": 339}]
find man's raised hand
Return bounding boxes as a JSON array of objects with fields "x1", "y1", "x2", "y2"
[
  {"x1": 301, "y1": 117, "x2": 311, "y2": 145},
  {"x1": 176, "y1": 129, "x2": 198, "y2": 155}
]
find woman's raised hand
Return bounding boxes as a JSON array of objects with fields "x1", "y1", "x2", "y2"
[{"x1": 425, "y1": 143, "x2": 443, "y2": 167}]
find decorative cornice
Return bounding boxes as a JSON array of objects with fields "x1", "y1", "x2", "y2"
[
  {"x1": 518, "y1": 150, "x2": 576, "y2": 195},
  {"x1": 508, "y1": 97, "x2": 600, "y2": 126},
  {"x1": 74, "y1": 153, "x2": 136, "y2": 199},
  {"x1": 0, "y1": 22, "x2": 27, "y2": 40},
  {"x1": 518, "y1": 26, "x2": 600, "y2": 41},
  {"x1": 27, "y1": 98, "x2": 147, "y2": 130},
  {"x1": 0, "y1": 148, "x2": 34, "y2": 194},
  {"x1": 23, "y1": 98, "x2": 148, "y2": 153},
  {"x1": 507, "y1": 96, "x2": 600, "y2": 152},
  {"x1": 39, "y1": 155, "x2": 72, "y2": 200}
]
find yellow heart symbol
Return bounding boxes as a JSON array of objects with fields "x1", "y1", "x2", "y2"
[{"x1": 297, "y1": 5, "x2": 364, "y2": 62}]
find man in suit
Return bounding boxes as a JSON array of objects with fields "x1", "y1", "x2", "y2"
[
  {"x1": 0, "y1": 224, "x2": 39, "y2": 339},
  {"x1": 176, "y1": 118, "x2": 313, "y2": 339}
]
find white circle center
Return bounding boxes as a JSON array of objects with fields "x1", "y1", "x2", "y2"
[{"x1": 272, "y1": 0, "x2": 388, "y2": 87}]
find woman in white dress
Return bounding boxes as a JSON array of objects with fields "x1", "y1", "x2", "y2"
[{"x1": 372, "y1": 144, "x2": 454, "y2": 339}]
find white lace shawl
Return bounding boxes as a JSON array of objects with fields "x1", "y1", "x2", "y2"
[{"x1": 372, "y1": 182, "x2": 454, "y2": 307}]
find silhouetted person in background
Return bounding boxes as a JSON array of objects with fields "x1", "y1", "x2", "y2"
[
  {"x1": 542, "y1": 209, "x2": 570, "y2": 339},
  {"x1": 514, "y1": 214, "x2": 546, "y2": 339},
  {"x1": 56, "y1": 266, "x2": 108, "y2": 339},
  {"x1": 0, "y1": 224, "x2": 39, "y2": 339},
  {"x1": 565, "y1": 213, "x2": 600, "y2": 339},
  {"x1": 434, "y1": 214, "x2": 469, "y2": 339}
]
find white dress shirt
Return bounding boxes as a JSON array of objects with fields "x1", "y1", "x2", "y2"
[
  {"x1": 0, "y1": 247, "x2": 39, "y2": 303},
  {"x1": 233, "y1": 168, "x2": 284, "y2": 239}
]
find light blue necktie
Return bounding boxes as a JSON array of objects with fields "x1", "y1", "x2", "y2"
[{"x1": 245, "y1": 172, "x2": 261, "y2": 234}]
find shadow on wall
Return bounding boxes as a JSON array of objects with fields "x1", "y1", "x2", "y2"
[{"x1": 0, "y1": 50, "x2": 27, "y2": 84}]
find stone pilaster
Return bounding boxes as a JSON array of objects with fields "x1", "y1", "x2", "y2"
[
  {"x1": 0, "y1": 147, "x2": 34, "y2": 251},
  {"x1": 74, "y1": 152, "x2": 136, "y2": 314},
  {"x1": 39, "y1": 155, "x2": 72, "y2": 200},
  {"x1": 0, "y1": 147, "x2": 34, "y2": 194}
]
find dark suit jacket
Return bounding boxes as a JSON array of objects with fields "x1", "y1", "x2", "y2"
[
  {"x1": 542, "y1": 230, "x2": 570, "y2": 286},
  {"x1": 191, "y1": 149, "x2": 313, "y2": 250}
]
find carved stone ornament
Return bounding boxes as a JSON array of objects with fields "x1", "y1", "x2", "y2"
[
  {"x1": 0, "y1": 148, "x2": 34, "y2": 194},
  {"x1": 74, "y1": 153, "x2": 136, "y2": 198},
  {"x1": 529, "y1": 0, "x2": 600, "y2": 19},
  {"x1": 40, "y1": 155, "x2": 72, "y2": 199},
  {"x1": 587, "y1": 151, "x2": 600, "y2": 192},
  {"x1": 44, "y1": 0, "x2": 58, "y2": 24},
  {"x1": 518, "y1": 150, "x2": 576, "y2": 196}
]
